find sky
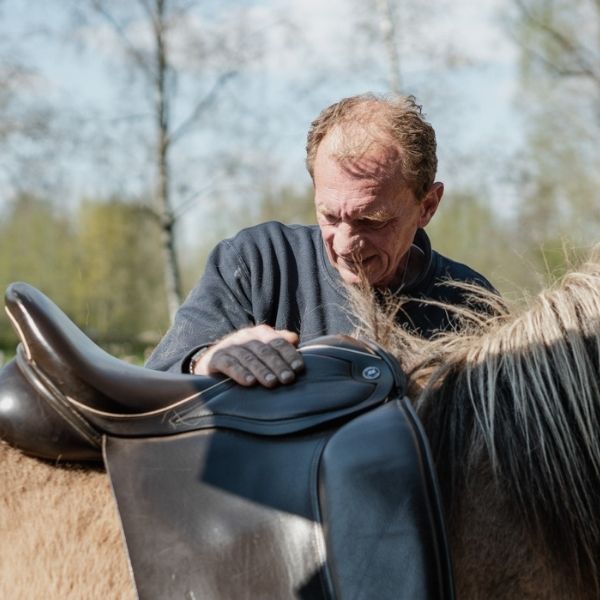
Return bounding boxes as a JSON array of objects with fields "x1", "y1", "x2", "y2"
[{"x1": 2, "y1": 0, "x2": 524, "y2": 239}]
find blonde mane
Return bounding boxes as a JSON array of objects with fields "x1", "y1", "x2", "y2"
[{"x1": 350, "y1": 248, "x2": 600, "y2": 594}]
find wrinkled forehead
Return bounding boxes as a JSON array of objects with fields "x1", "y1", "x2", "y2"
[{"x1": 316, "y1": 124, "x2": 404, "y2": 183}]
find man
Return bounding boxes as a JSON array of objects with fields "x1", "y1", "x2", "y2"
[{"x1": 146, "y1": 93, "x2": 496, "y2": 386}]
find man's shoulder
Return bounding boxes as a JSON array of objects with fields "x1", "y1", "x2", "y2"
[
  {"x1": 227, "y1": 221, "x2": 319, "y2": 247},
  {"x1": 411, "y1": 229, "x2": 497, "y2": 295},
  {"x1": 211, "y1": 222, "x2": 322, "y2": 272},
  {"x1": 431, "y1": 249, "x2": 496, "y2": 292}
]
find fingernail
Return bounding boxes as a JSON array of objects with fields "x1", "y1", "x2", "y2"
[
  {"x1": 281, "y1": 370, "x2": 294, "y2": 382},
  {"x1": 265, "y1": 373, "x2": 276, "y2": 382},
  {"x1": 245, "y1": 374, "x2": 256, "y2": 384},
  {"x1": 291, "y1": 360, "x2": 303, "y2": 370}
]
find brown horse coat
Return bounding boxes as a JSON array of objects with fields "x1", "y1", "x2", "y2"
[{"x1": 0, "y1": 442, "x2": 131, "y2": 599}]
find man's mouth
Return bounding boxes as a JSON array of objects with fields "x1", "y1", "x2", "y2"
[{"x1": 338, "y1": 255, "x2": 375, "y2": 270}]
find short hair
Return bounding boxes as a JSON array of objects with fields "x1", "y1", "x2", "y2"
[{"x1": 306, "y1": 93, "x2": 438, "y2": 200}]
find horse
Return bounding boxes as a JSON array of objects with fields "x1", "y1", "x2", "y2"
[{"x1": 1, "y1": 247, "x2": 600, "y2": 599}]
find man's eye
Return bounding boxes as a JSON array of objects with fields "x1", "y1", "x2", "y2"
[
  {"x1": 321, "y1": 214, "x2": 339, "y2": 224},
  {"x1": 359, "y1": 219, "x2": 388, "y2": 230}
]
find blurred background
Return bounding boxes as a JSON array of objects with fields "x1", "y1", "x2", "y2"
[{"x1": 1, "y1": 0, "x2": 599, "y2": 362}]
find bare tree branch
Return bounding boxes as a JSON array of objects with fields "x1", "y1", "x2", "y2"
[
  {"x1": 172, "y1": 184, "x2": 214, "y2": 219},
  {"x1": 514, "y1": 0, "x2": 600, "y2": 87},
  {"x1": 89, "y1": 0, "x2": 154, "y2": 79},
  {"x1": 137, "y1": 0, "x2": 159, "y2": 31},
  {"x1": 169, "y1": 70, "x2": 237, "y2": 145}
]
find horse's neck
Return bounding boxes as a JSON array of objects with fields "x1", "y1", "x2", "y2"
[{"x1": 450, "y1": 466, "x2": 590, "y2": 600}]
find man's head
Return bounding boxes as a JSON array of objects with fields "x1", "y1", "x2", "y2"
[{"x1": 306, "y1": 93, "x2": 443, "y2": 288}]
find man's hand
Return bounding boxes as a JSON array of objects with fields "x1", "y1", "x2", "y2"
[{"x1": 191, "y1": 325, "x2": 304, "y2": 388}]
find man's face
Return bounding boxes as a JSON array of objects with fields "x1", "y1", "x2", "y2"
[{"x1": 314, "y1": 138, "x2": 440, "y2": 288}]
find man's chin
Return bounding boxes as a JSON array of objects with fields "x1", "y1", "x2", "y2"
[
  {"x1": 338, "y1": 267, "x2": 376, "y2": 286},
  {"x1": 338, "y1": 267, "x2": 396, "y2": 288}
]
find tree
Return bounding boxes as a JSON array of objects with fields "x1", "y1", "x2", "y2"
[
  {"x1": 512, "y1": 0, "x2": 600, "y2": 99},
  {"x1": 236, "y1": 183, "x2": 315, "y2": 228},
  {"x1": 426, "y1": 188, "x2": 532, "y2": 295},
  {"x1": 0, "y1": 193, "x2": 171, "y2": 354},
  {"x1": 0, "y1": 193, "x2": 78, "y2": 349},
  {"x1": 374, "y1": 0, "x2": 403, "y2": 93},
  {"x1": 72, "y1": 197, "x2": 168, "y2": 348},
  {"x1": 507, "y1": 0, "x2": 600, "y2": 251},
  {"x1": 0, "y1": 1, "x2": 58, "y2": 196},
  {"x1": 66, "y1": 0, "x2": 270, "y2": 321}
]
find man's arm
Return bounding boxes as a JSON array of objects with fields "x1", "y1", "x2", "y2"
[{"x1": 145, "y1": 239, "x2": 303, "y2": 385}]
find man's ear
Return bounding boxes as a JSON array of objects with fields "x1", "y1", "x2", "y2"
[{"x1": 418, "y1": 182, "x2": 444, "y2": 228}]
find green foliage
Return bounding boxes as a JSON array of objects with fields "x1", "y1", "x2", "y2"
[
  {"x1": 516, "y1": 114, "x2": 600, "y2": 244},
  {"x1": 425, "y1": 187, "x2": 584, "y2": 297},
  {"x1": 426, "y1": 189, "x2": 523, "y2": 293},
  {"x1": 236, "y1": 183, "x2": 316, "y2": 228},
  {"x1": 0, "y1": 193, "x2": 169, "y2": 356},
  {"x1": 507, "y1": 0, "x2": 600, "y2": 286},
  {"x1": 71, "y1": 198, "x2": 169, "y2": 346},
  {"x1": 0, "y1": 193, "x2": 78, "y2": 349},
  {"x1": 531, "y1": 238, "x2": 587, "y2": 283}
]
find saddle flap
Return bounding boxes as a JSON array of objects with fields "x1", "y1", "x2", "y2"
[
  {"x1": 104, "y1": 428, "x2": 331, "y2": 599},
  {"x1": 319, "y1": 398, "x2": 455, "y2": 599},
  {"x1": 103, "y1": 398, "x2": 455, "y2": 600}
]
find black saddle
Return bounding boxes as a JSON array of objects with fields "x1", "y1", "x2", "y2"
[{"x1": 0, "y1": 282, "x2": 455, "y2": 600}]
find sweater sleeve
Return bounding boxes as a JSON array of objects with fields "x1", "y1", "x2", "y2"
[{"x1": 145, "y1": 240, "x2": 255, "y2": 373}]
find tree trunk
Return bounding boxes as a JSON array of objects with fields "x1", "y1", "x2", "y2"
[
  {"x1": 154, "y1": 0, "x2": 182, "y2": 322},
  {"x1": 376, "y1": 0, "x2": 402, "y2": 93}
]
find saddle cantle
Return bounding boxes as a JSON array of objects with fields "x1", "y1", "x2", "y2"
[{"x1": 0, "y1": 282, "x2": 455, "y2": 600}]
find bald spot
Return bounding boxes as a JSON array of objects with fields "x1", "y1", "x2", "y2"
[{"x1": 317, "y1": 124, "x2": 406, "y2": 187}]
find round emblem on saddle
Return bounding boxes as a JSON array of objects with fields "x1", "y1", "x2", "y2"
[{"x1": 362, "y1": 366, "x2": 381, "y2": 380}]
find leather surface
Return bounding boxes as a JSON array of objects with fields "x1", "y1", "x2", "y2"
[
  {"x1": 0, "y1": 356, "x2": 101, "y2": 461},
  {"x1": 319, "y1": 399, "x2": 454, "y2": 599},
  {"x1": 82, "y1": 347, "x2": 395, "y2": 437},
  {"x1": 0, "y1": 281, "x2": 399, "y2": 452},
  {"x1": 105, "y1": 430, "x2": 332, "y2": 599},
  {"x1": 104, "y1": 398, "x2": 455, "y2": 600},
  {"x1": 4, "y1": 282, "x2": 219, "y2": 413}
]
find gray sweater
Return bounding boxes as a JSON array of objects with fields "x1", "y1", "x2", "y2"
[{"x1": 146, "y1": 221, "x2": 496, "y2": 372}]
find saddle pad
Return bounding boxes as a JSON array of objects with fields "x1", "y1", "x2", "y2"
[{"x1": 104, "y1": 398, "x2": 454, "y2": 600}]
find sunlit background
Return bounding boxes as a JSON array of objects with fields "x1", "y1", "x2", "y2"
[{"x1": 1, "y1": 0, "x2": 598, "y2": 359}]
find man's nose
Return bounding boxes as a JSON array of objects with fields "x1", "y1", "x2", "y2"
[{"x1": 334, "y1": 224, "x2": 364, "y2": 257}]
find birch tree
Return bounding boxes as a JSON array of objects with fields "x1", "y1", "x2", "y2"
[
  {"x1": 70, "y1": 0, "x2": 263, "y2": 321},
  {"x1": 508, "y1": 0, "x2": 600, "y2": 244}
]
